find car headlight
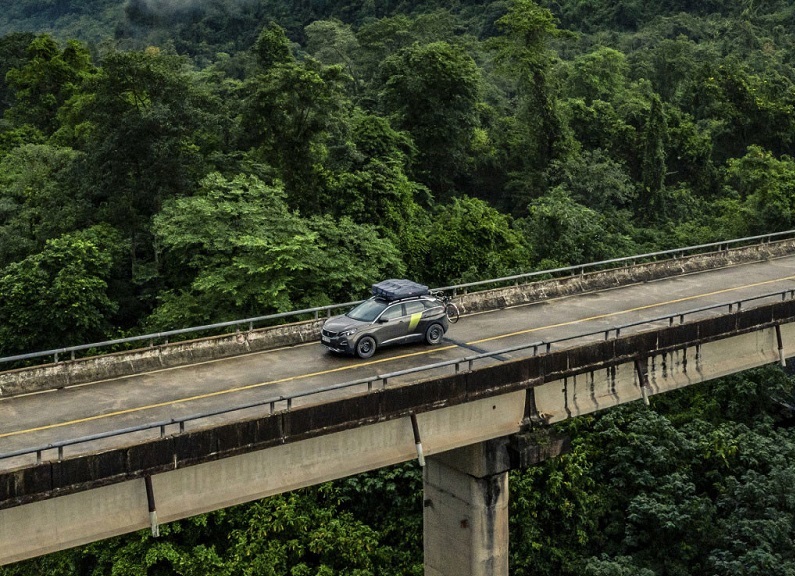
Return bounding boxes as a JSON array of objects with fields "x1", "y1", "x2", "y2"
[{"x1": 340, "y1": 328, "x2": 358, "y2": 337}]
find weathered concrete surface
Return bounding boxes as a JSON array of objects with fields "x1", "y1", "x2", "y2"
[
  {"x1": 0, "y1": 393, "x2": 527, "y2": 565},
  {"x1": 532, "y1": 329, "x2": 782, "y2": 423},
  {"x1": 454, "y1": 239, "x2": 795, "y2": 313},
  {"x1": 3, "y1": 298, "x2": 795, "y2": 510},
  {"x1": 0, "y1": 319, "x2": 326, "y2": 397},
  {"x1": 2, "y1": 298, "x2": 795, "y2": 565},
  {"x1": 2, "y1": 239, "x2": 794, "y2": 398},
  {"x1": 424, "y1": 441, "x2": 511, "y2": 576}
]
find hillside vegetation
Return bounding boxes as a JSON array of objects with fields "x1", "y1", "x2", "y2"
[{"x1": 2, "y1": 0, "x2": 795, "y2": 574}]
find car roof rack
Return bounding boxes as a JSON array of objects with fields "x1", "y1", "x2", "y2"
[{"x1": 371, "y1": 279, "x2": 429, "y2": 302}]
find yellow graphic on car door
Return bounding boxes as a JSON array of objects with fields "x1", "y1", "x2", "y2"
[{"x1": 408, "y1": 312, "x2": 422, "y2": 331}]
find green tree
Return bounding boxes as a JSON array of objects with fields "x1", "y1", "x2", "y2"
[
  {"x1": 708, "y1": 464, "x2": 795, "y2": 575},
  {"x1": 491, "y1": 0, "x2": 569, "y2": 213},
  {"x1": 226, "y1": 490, "x2": 383, "y2": 575},
  {"x1": 253, "y1": 21, "x2": 293, "y2": 70},
  {"x1": 65, "y1": 47, "x2": 220, "y2": 277},
  {"x1": 334, "y1": 464, "x2": 424, "y2": 573},
  {"x1": 305, "y1": 19, "x2": 362, "y2": 95},
  {"x1": 510, "y1": 444, "x2": 602, "y2": 576},
  {"x1": 299, "y1": 214, "x2": 406, "y2": 306},
  {"x1": 407, "y1": 196, "x2": 530, "y2": 286},
  {"x1": 355, "y1": 12, "x2": 467, "y2": 97},
  {"x1": 724, "y1": 145, "x2": 795, "y2": 233},
  {"x1": 150, "y1": 172, "x2": 403, "y2": 328},
  {"x1": 628, "y1": 36, "x2": 708, "y2": 104},
  {"x1": 563, "y1": 47, "x2": 629, "y2": 106},
  {"x1": 521, "y1": 187, "x2": 630, "y2": 266},
  {"x1": 0, "y1": 224, "x2": 123, "y2": 354},
  {"x1": 0, "y1": 32, "x2": 36, "y2": 114},
  {"x1": 242, "y1": 26, "x2": 350, "y2": 215},
  {"x1": 325, "y1": 110, "x2": 424, "y2": 237},
  {"x1": 685, "y1": 59, "x2": 795, "y2": 161},
  {"x1": 151, "y1": 172, "x2": 318, "y2": 325},
  {"x1": 583, "y1": 555, "x2": 656, "y2": 576},
  {"x1": 544, "y1": 149, "x2": 637, "y2": 214},
  {"x1": 379, "y1": 41, "x2": 481, "y2": 199},
  {"x1": 0, "y1": 143, "x2": 86, "y2": 267},
  {"x1": 558, "y1": 98, "x2": 636, "y2": 174},
  {"x1": 4, "y1": 35, "x2": 94, "y2": 135},
  {"x1": 638, "y1": 94, "x2": 670, "y2": 222}
]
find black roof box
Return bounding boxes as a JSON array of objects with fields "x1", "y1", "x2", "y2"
[{"x1": 372, "y1": 279, "x2": 429, "y2": 301}]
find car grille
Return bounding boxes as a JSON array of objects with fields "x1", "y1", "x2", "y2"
[{"x1": 321, "y1": 329, "x2": 338, "y2": 338}]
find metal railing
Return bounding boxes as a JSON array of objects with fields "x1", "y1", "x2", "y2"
[
  {"x1": 437, "y1": 230, "x2": 795, "y2": 294},
  {"x1": 2, "y1": 229, "x2": 794, "y2": 369},
  {"x1": 3, "y1": 286, "x2": 793, "y2": 465}
]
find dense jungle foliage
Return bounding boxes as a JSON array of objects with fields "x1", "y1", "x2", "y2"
[{"x1": 3, "y1": 0, "x2": 795, "y2": 573}]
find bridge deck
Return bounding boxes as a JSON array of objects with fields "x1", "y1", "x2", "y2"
[
  {"x1": 3, "y1": 252, "x2": 795, "y2": 565},
  {"x1": 2, "y1": 254, "x2": 795, "y2": 471}
]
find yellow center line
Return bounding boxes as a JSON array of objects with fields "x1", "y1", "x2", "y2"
[
  {"x1": 3, "y1": 274, "x2": 795, "y2": 440},
  {"x1": 470, "y1": 274, "x2": 795, "y2": 345},
  {"x1": 0, "y1": 345, "x2": 457, "y2": 440}
]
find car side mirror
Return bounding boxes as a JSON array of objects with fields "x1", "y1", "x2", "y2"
[{"x1": 377, "y1": 317, "x2": 389, "y2": 323}]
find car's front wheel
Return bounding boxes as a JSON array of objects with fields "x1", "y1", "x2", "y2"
[
  {"x1": 355, "y1": 335, "x2": 377, "y2": 359},
  {"x1": 425, "y1": 323, "x2": 445, "y2": 345}
]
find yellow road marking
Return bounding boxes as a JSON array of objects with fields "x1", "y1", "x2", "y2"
[
  {"x1": 470, "y1": 274, "x2": 795, "y2": 344},
  {"x1": 3, "y1": 274, "x2": 794, "y2": 440},
  {"x1": 0, "y1": 345, "x2": 456, "y2": 439}
]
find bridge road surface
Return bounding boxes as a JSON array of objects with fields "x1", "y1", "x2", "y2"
[{"x1": 2, "y1": 255, "x2": 795, "y2": 472}]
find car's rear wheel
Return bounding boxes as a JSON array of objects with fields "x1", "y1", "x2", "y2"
[
  {"x1": 425, "y1": 323, "x2": 444, "y2": 345},
  {"x1": 355, "y1": 335, "x2": 377, "y2": 359}
]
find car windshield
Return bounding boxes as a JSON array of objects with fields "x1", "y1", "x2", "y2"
[{"x1": 346, "y1": 298, "x2": 388, "y2": 322}]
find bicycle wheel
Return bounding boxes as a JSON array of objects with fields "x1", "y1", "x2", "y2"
[{"x1": 445, "y1": 302, "x2": 460, "y2": 324}]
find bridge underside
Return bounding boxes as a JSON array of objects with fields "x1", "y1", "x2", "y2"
[{"x1": 2, "y1": 302, "x2": 795, "y2": 567}]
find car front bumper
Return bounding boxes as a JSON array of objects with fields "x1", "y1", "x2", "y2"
[{"x1": 320, "y1": 333, "x2": 356, "y2": 355}]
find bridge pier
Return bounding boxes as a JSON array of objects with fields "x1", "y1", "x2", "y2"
[
  {"x1": 423, "y1": 432, "x2": 570, "y2": 575},
  {"x1": 424, "y1": 439, "x2": 510, "y2": 576}
]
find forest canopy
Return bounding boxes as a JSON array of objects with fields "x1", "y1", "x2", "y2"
[
  {"x1": 2, "y1": 0, "x2": 795, "y2": 574},
  {"x1": 2, "y1": 0, "x2": 795, "y2": 352}
]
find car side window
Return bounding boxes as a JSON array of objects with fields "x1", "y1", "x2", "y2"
[
  {"x1": 380, "y1": 304, "x2": 404, "y2": 321},
  {"x1": 404, "y1": 301, "x2": 425, "y2": 316}
]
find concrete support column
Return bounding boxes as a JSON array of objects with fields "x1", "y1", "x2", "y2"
[{"x1": 423, "y1": 439, "x2": 510, "y2": 576}]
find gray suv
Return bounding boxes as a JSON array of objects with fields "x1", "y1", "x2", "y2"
[{"x1": 321, "y1": 279, "x2": 450, "y2": 358}]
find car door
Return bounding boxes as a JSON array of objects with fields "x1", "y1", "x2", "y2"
[
  {"x1": 403, "y1": 300, "x2": 427, "y2": 340},
  {"x1": 374, "y1": 303, "x2": 406, "y2": 345}
]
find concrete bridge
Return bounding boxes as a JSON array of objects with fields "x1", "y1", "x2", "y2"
[{"x1": 3, "y1": 236, "x2": 795, "y2": 573}]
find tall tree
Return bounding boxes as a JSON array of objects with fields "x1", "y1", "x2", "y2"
[
  {"x1": 521, "y1": 187, "x2": 631, "y2": 266},
  {"x1": 305, "y1": 19, "x2": 362, "y2": 95},
  {"x1": 242, "y1": 24, "x2": 350, "y2": 216},
  {"x1": 0, "y1": 143, "x2": 86, "y2": 267},
  {"x1": 150, "y1": 172, "x2": 403, "y2": 328},
  {"x1": 0, "y1": 32, "x2": 36, "y2": 115},
  {"x1": 406, "y1": 196, "x2": 530, "y2": 286},
  {"x1": 4, "y1": 34, "x2": 94, "y2": 135},
  {"x1": 491, "y1": 0, "x2": 570, "y2": 214},
  {"x1": 68, "y1": 48, "x2": 218, "y2": 267},
  {"x1": 563, "y1": 47, "x2": 629, "y2": 106},
  {"x1": 724, "y1": 145, "x2": 795, "y2": 233},
  {"x1": 325, "y1": 110, "x2": 424, "y2": 238},
  {"x1": 379, "y1": 40, "x2": 481, "y2": 199},
  {"x1": 638, "y1": 94, "x2": 669, "y2": 222}
]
